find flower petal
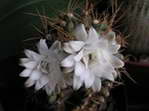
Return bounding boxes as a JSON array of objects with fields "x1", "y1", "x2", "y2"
[
  {"x1": 50, "y1": 41, "x2": 61, "y2": 52},
  {"x1": 92, "y1": 78, "x2": 101, "y2": 92},
  {"x1": 21, "y1": 61, "x2": 37, "y2": 69},
  {"x1": 99, "y1": 49, "x2": 111, "y2": 64},
  {"x1": 45, "y1": 80, "x2": 57, "y2": 95},
  {"x1": 74, "y1": 62, "x2": 94, "y2": 88},
  {"x1": 24, "y1": 49, "x2": 41, "y2": 61},
  {"x1": 102, "y1": 72, "x2": 114, "y2": 81},
  {"x1": 69, "y1": 41, "x2": 85, "y2": 52},
  {"x1": 20, "y1": 69, "x2": 32, "y2": 77},
  {"x1": 45, "y1": 86, "x2": 53, "y2": 95},
  {"x1": 97, "y1": 38, "x2": 108, "y2": 50},
  {"x1": 73, "y1": 75, "x2": 83, "y2": 90},
  {"x1": 112, "y1": 70, "x2": 118, "y2": 79},
  {"x1": 74, "y1": 24, "x2": 88, "y2": 41},
  {"x1": 61, "y1": 55, "x2": 75, "y2": 67},
  {"x1": 35, "y1": 75, "x2": 49, "y2": 90},
  {"x1": 35, "y1": 82, "x2": 43, "y2": 90},
  {"x1": 106, "y1": 31, "x2": 116, "y2": 41},
  {"x1": 37, "y1": 39, "x2": 49, "y2": 55},
  {"x1": 25, "y1": 78, "x2": 35, "y2": 87},
  {"x1": 90, "y1": 66, "x2": 105, "y2": 77},
  {"x1": 63, "y1": 43, "x2": 75, "y2": 54},
  {"x1": 82, "y1": 56, "x2": 89, "y2": 69},
  {"x1": 74, "y1": 61, "x2": 86, "y2": 77},
  {"x1": 111, "y1": 56, "x2": 124, "y2": 68},
  {"x1": 87, "y1": 27, "x2": 99, "y2": 43},
  {"x1": 74, "y1": 49, "x2": 84, "y2": 62},
  {"x1": 84, "y1": 71, "x2": 95, "y2": 88},
  {"x1": 91, "y1": 62, "x2": 114, "y2": 79},
  {"x1": 30, "y1": 70, "x2": 41, "y2": 80},
  {"x1": 20, "y1": 58, "x2": 30, "y2": 64},
  {"x1": 109, "y1": 44, "x2": 121, "y2": 54}
]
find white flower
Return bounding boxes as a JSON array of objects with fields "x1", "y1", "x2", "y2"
[
  {"x1": 61, "y1": 24, "x2": 124, "y2": 91},
  {"x1": 20, "y1": 39, "x2": 70, "y2": 95}
]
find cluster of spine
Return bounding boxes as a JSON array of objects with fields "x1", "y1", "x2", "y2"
[
  {"x1": 72, "y1": 81, "x2": 113, "y2": 111},
  {"x1": 39, "y1": 1, "x2": 121, "y2": 43}
]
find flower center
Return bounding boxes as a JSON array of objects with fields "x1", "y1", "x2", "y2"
[
  {"x1": 89, "y1": 52, "x2": 97, "y2": 62},
  {"x1": 39, "y1": 58, "x2": 50, "y2": 73}
]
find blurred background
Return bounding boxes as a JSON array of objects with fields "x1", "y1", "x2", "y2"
[{"x1": 0, "y1": 0, "x2": 149, "y2": 111}]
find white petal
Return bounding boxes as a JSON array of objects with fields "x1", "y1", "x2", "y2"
[
  {"x1": 35, "y1": 82, "x2": 43, "y2": 90},
  {"x1": 102, "y1": 73, "x2": 114, "y2": 81},
  {"x1": 111, "y1": 56, "x2": 124, "y2": 68},
  {"x1": 73, "y1": 75, "x2": 83, "y2": 90},
  {"x1": 74, "y1": 61, "x2": 86, "y2": 77},
  {"x1": 44, "y1": 82, "x2": 56, "y2": 95},
  {"x1": 69, "y1": 41, "x2": 85, "y2": 52},
  {"x1": 109, "y1": 44, "x2": 120, "y2": 54},
  {"x1": 106, "y1": 31, "x2": 116, "y2": 41},
  {"x1": 82, "y1": 56, "x2": 89, "y2": 69},
  {"x1": 50, "y1": 40, "x2": 61, "y2": 51},
  {"x1": 24, "y1": 49, "x2": 41, "y2": 61},
  {"x1": 84, "y1": 71, "x2": 95, "y2": 88},
  {"x1": 35, "y1": 75, "x2": 49, "y2": 90},
  {"x1": 74, "y1": 24, "x2": 88, "y2": 41},
  {"x1": 90, "y1": 66, "x2": 104, "y2": 77},
  {"x1": 20, "y1": 58, "x2": 30, "y2": 64},
  {"x1": 21, "y1": 61, "x2": 37, "y2": 69},
  {"x1": 61, "y1": 55, "x2": 75, "y2": 67},
  {"x1": 97, "y1": 38, "x2": 108, "y2": 49},
  {"x1": 112, "y1": 70, "x2": 118, "y2": 79},
  {"x1": 100, "y1": 49, "x2": 111, "y2": 63},
  {"x1": 63, "y1": 43, "x2": 75, "y2": 54},
  {"x1": 75, "y1": 62, "x2": 94, "y2": 88},
  {"x1": 115, "y1": 54, "x2": 124, "y2": 60},
  {"x1": 39, "y1": 75, "x2": 49, "y2": 85},
  {"x1": 101, "y1": 63, "x2": 115, "y2": 75},
  {"x1": 37, "y1": 39, "x2": 49, "y2": 55},
  {"x1": 92, "y1": 78, "x2": 101, "y2": 92},
  {"x1": 20, "y1": 69, "x2": 32, "y2": 77},
  {"x1": 87, "y1": 27, "x2": 99, "y2": 43},
  {"x1": 74, "y1": 49, "x2": 84, "y2": 62},
  {"x1": 91, "y1": 62, "x2": 114, "y2": 78},
  {"x1": 25, "y1": 78, "x2": 35, "y2": 87},
  {"x1": 30, "y1": 70, "x2": 41, "y2": 80}
]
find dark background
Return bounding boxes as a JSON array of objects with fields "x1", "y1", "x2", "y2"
[{"x1": 0, "y1": 0, "x2": 149, "y2": 111}]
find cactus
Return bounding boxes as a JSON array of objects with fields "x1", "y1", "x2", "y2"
[
  {"x1": 19, "y1": 0, "x2": 126, "y2": 111},
  {"x1": 126, "y1": 0, "x2": 149, "y2": 56}
]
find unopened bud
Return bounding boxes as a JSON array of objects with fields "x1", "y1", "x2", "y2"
[
  {"x1": 104, "y1": 81, "x2": 112, "y2": 88},
  {"x1": 98, "y1": 96, "x2": 105, "y2": 103},
  {"x1": 84, "y1": 11, "x2": 89, "y2": 16},
  {"x1": 60, "y1": 20, "x2": 66, "y2": 27},
  {"x1": 101, "y1": 88, "x2": 110, "y2": 97},
  {"x1": 93, "y1": 19, "x2": 99, "y2": 24},
  {"x1": 67, "y1": 12, "x2": 74, "y2": 18}
]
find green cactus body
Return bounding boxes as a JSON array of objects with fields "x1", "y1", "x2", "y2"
[{"x1": 127, "y1": 0, "x2": 149, "y2": 55}]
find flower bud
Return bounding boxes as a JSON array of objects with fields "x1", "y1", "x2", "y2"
[
  {"x1": 93, "y1": 19, "x2": 99, "y2": 24},
  {"x1": 67, "y1": 12, "x2": 74, "y2": 18},
  {"x1": 100, "y1": 87, "x2": 110, "y2": 97},
  {"x1": 98, "y1": 96, "x2": 105, "y2": 103}
]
